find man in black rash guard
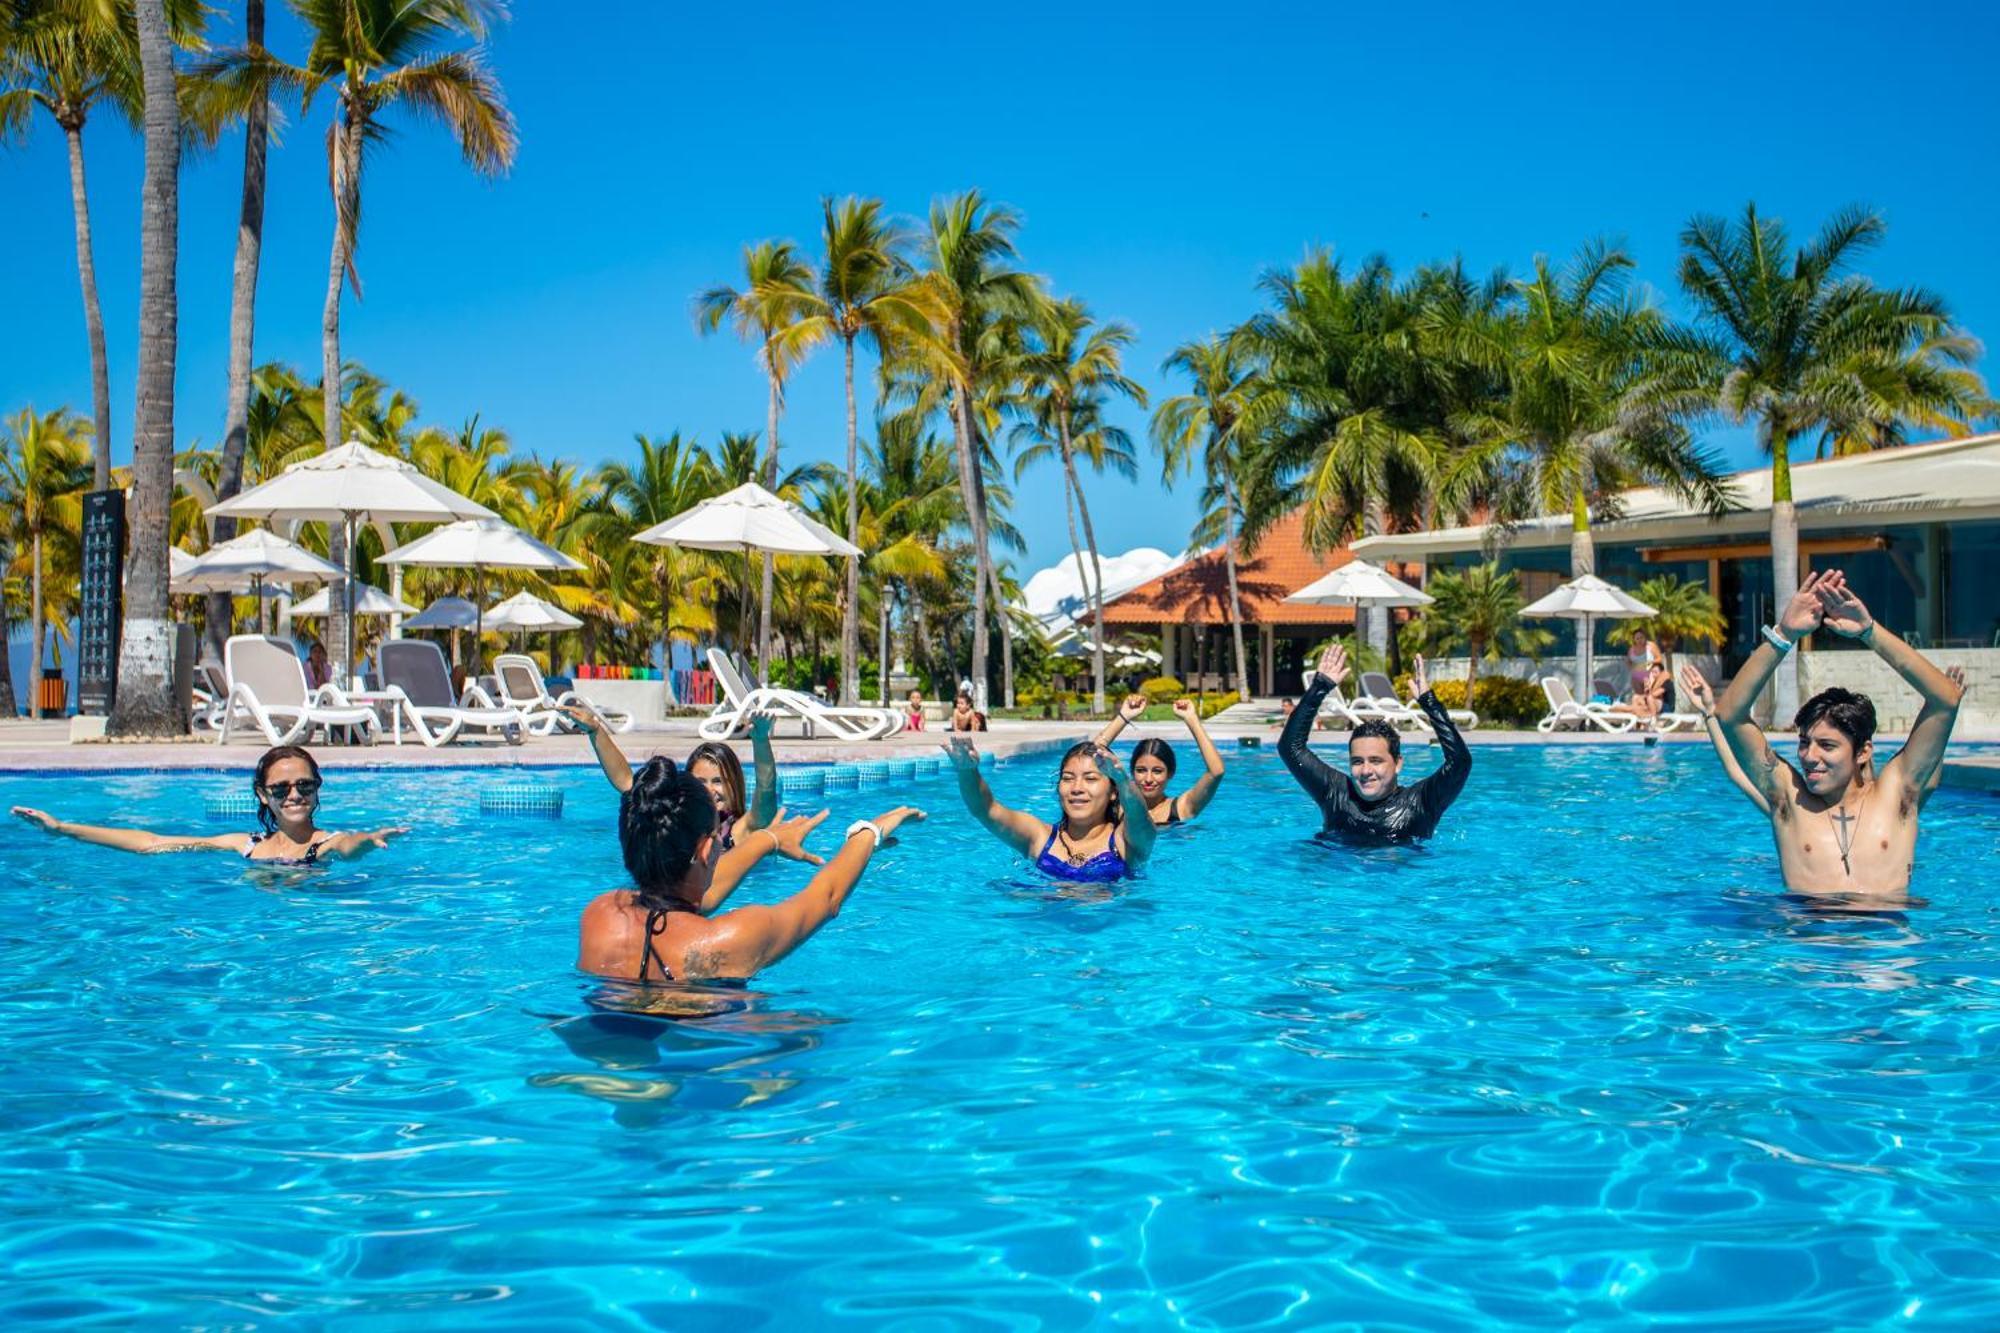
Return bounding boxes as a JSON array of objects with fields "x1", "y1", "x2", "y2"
[{"x1": 1279, "y1": 642, "x2": 1471, "y2": 844}]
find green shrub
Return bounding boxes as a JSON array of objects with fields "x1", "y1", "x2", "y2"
[
  {"x1": 1139, "y1": 676, "x2": 1185, "y2": 704},
  {"x1": 1393, "y1": 674, "x2": 1543, "y2": 728}
]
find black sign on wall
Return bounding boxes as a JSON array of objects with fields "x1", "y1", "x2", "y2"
[{"x1": 78, "y1": 489, "x2": 126, "y2": 717}]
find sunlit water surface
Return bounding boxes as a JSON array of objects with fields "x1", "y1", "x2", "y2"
[{"x1": 3, "y1": 740, "x2": 2000, "y2": 1328}]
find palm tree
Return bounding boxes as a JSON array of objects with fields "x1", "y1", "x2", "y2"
[
  {"x1": 0, "y1": 408, "x2": 90, "y2": 718},
  {"x1": 0, "y1": 0, "x2": 144, "y2": 489},
  {"x1": 1606, "y1": 574, "x2": 1726, "y2": 656},
  {"x1": 906, "y1": 191, "x2": 1039, "y2": 709},
  {"x1": 1665, "y1": 202, "x2": 1991, "y2": 719},
  {"x1": 598, "y1": 433, "x2": 722, "y2": 694},
  {"x1": 695, "y1": 240, "x2": 818, "y2": 685},
  {"x1": 1152, "y1": 333, "x2": 1282, "y2": 700},
  {"x1": 1406, "y1": 561, "x2": 1551, "y2": 694},
  {"x1": 1014, "y1": 296, "x2": 1147, "y2": 712},
  {"x1": 786, "y1": 196, "x2": 932, "y2": 704},
  {"x1": 105, "y1": 0, "x2": 182, "y2": 734},
  {"x1": 1237, "y1": 252, "x2": 1453, "y2": 659}
]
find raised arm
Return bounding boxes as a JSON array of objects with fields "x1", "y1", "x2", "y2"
[
  {"x1": 1169, "y1": 696, "x2": 1226, "y2": 818},
  {"x1": 1816, "y1": 570, "x2": 1963, "y2": 797},
  {"x1": 1279, "y1": 642, "x2": 1346, "y2": 808},
  {"x1": 1092, "y1": 694, "x2": 1147, "y2": 748},
  {"x1": 698, "y1": 806, "x2": 924, "y2": 976},
  {"x1": 1407, "y1": 656, "x2": 1471, "y2": 815},
  {"x1": 701, "y1": 808, "x2": 828, "y2": 913},
  {"x1": 942, "y1": 736, "x2": 1047, "y2": 858},
  {"x1": 1679, "y1": 664, "x2": 1770, "y2": 814},
  {"x1": 743, "y1": 713, "x2": 780, "y2": 833},
  {"x1": 10, "y1": 807, "x2": 245, "y2": 855},
  {"x1": 1094, "y1": 745, "x2": 1158, "y2": 868},
  {"x1": 560, "y1": 702, "x2": 634, "y2": 793},
  {"x1": 1714, "y1": 574, "x2": 1828, "y2": 808}
]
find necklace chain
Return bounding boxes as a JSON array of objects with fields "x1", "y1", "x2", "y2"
[{"x1": 1829, "y1": 790, "x2": 1866, "y2": 876}]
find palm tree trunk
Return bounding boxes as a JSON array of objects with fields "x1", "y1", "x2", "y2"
[
  {"x1": 949, "y1": 388, "x2": 991, "y2": 707},
  {"x1": 1058, "y1": 468, "x2": 1092, "y2": 701},
  {"x1": 1467, "y1": 632, "x2": 1484, "y2": 694},
  {"x1": 758, "y1": 372, "x2": 779, "y2": 686},
  {"x1": 30, "y1": 531, "x2": 45, "y2": 720},
  {"x1": 321, "y1": 109, "x2": 361, "y2": 678},
  {"x1": 205, "y1": 0, "x2": 271, "y2": 663},
  {"x1": 1769, "y1": 426, "x2": 1800, "y2": 723},
  {"x1": 1362, "y1": 496, "x2": 1389, "y2": 658},
  {"x1": 109, "y1": 0, "x2": 184, "y2": 736},
  {"x1": 877, "y1": 585, "x2": 891, "y2": 703},
  {"x1": 1057, "y1": 413, "x2": 1108, "y2": 714},
  {"x1": 1222, "y1": 476, "x2": 1252, "y2": 700},
  {"x1": 61, "y1": 122, "x2": 113, "y2": 490},
  {"x1": 840, "y1": 337, "x2": 860, "y2": 704},
  {"x1": 0, "y1": 569, "x2": 16, "y2": 717}
]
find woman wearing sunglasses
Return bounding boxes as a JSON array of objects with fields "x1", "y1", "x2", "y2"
[{"x1": 11, "y1": 745, "x2": 406, "y2": 865}]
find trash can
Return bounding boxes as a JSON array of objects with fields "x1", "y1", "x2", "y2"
[{"x1": 37, "y1": 668, "x2": 66, "y2": 716}]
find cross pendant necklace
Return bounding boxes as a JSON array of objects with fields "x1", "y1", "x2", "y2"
[{"x1": 1829, "y1": 796, "x2": 1864, "y2": 877}]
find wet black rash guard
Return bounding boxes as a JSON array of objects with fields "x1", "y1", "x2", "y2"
[{"x1": 1279, "y1": 675, "x2": 1472, "y2": 844}]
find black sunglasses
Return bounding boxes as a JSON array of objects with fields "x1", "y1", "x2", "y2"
[{"x1": 260, "y1": 778, "x2": 322, "y2": 801}]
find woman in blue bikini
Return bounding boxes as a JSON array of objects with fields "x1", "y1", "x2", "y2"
[
  {"x1": 942, "y1": 735, "x2": 1157, "y2": 882},
  {"x1": 10, "y1": 745, "x2": 407, "y2": 865}
]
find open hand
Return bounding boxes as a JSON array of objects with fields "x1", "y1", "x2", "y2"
[
  {"x1": 1778, "y1": 571, "x2": 1830, "y2": 641},
  {"x1": 1947, "y1": 665, "x2": 1966, "y2": 690},
  {"x1": 870, "y1": 806, "x2": 926, "y2": 844},
  {"x1": 11, "y1": 806, "x2": 58, "y2": 833},
  {"x1": 759, "y1": 807, "x2": 829, "y2": 865},
  {"x1": 749, "y1": 711, "x2": 776, "y2": 742},
  {"x1": 941, "y1": 735, "x2": 980, "y2": 770},
  {"x1": 557, "y1": 701, "x2": 602, "y2": 733},
  {"x1": 1170, "y1": 697, "x2": 1198, "y2": 722},
  {"x1": 1314, "y1": 640, "x2": 1350, "y2": 688},
  {"x1": 358, "y1": 827, "x2": 410, "y2": 850},
  {"x1": 1118, "y1": 694, "x2": 1147, "y2": 723},
  {"x1": 1411, "y1": 654, "x2": 1431, "y2": 697},
  {"x1": 1813, "y1": 569, "x2": 1875, "y2": 639},
  {"x1": 1677, "y1": 663, "x2": 1715, "y2": 715}
]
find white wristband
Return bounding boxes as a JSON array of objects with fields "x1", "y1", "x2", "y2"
[
  {"x1": 1760, "y1": 624, "x2": 1796, "y2": 654},
  {"x1": 845, "y1": 819, "x2": 883, "y2": 849}
]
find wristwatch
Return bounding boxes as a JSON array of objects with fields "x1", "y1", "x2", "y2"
[
  {"x1": 845, "y1": 819, "x2": 883, "y2": 849},
  {"x1": 1760, "y1": 624, "x2": 1797, "y2": 654}
]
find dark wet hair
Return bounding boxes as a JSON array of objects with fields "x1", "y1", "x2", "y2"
[
  {"x1": 683, "y1": 741, "x2": 747, "y2": 818},
  {"x1": 1349, "y1": 719, "x2": 1403, "y2": 759},
  {"x1": 1057, "y1": 742, "x2": 1123, "y2": 826},
  {"x1": 1131, "y1": 737, "x2": 1177, "y2": 779},
  {"x1": 1795, "y1": 687, "x2": 1876, "y2": 751},
  {"x1": 620, "y1": 757, "x2": 718, "y2": 909},
  {"x1": 251, "y1": 745, "x2": 321, "y2": 833}
]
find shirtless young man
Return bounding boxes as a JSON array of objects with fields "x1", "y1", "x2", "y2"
[{"x1": 1714, "y1": 569, "x2": 1962, "y2": 900}]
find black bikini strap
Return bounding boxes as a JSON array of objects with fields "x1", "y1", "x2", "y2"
[{"x1": 638, "y1": 906, "x2": 674, "y2": 983}]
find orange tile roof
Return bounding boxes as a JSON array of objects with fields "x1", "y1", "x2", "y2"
[{"x1": 1098, "y1": 509, "x2": 1419, "y2": 626}]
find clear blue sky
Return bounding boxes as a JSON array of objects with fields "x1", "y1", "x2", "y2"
[{"x1": 5, "y1": 1, "x2": 1998, "y2": 577}]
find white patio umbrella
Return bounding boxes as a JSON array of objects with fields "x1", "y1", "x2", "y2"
[
  {"x1": 632, "y1": 481, "x2": 862, "y2": 686},
  {"x1": 288, "y1": 583, "x2": 419, "y2": 618},
  {"x1": 1285, "y1": 559, "x2": 1433, "y2": 668},
  {"x1": 377, "y1": 516, "x2": 583, "y2": 670},
  {"x1": 403, "y1": 595, "x2": 481, "y2": 667},
  {"x1": 207, "y1": 441, "x2": 494, "y2": 681},
  {"x1": 177, "y1": 529, "x2": 346, "y2": 633},
  {"x1": 1520, "y1": 573, "x2": 1658, "y2": 699},
  {"x1": 485, "y1": 590, "x2": 582, "y2": 651}
]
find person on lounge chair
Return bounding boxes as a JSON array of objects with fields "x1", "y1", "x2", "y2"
[
  {"x1": 1711, "y1": 569, "x2": 1961, "y2": 900},
  {"x1": 1606, "y1": 662, "x2": 1668, "y2": 725},
  {"x1": 1279, "y1": 643, "x2": 1471, "y2": 845}
]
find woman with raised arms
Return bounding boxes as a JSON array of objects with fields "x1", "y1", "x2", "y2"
[
  {"x1": 942, "y1": 735, "x2": 1157, "y2": 882},
  {"x1": 1092, "y1": 694, "x2": 1226, "y2": 826}
]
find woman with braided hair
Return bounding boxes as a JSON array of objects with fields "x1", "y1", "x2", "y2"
[{"x1": 576, "y1": 756, "x2": 924, "y2": 984}]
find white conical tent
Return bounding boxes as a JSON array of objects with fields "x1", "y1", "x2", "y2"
[
  {"x1": 377, "y1": 517, "x2": 583, "y2": 670},
  {"x1": 205, "y1": 441, "x2": 494, "y2": 680},
  {"x1": 1520, "y1": 574, "x2": 1658, "y2": 698},
  {"x1": 632, "y1": 481, "x2": 862, "y2": 557}
]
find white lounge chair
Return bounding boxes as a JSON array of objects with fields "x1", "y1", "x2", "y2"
[
  {"x1": 1537, "y1": 676, "x2": 1639, "y2": 734},
  {"x1": 699, "y1": 648, "x2": 900, "y2": 741},
  {"x1": 378, "y1": 640, "x2": 525, "y2": 747},
  {"x1": 490, "y1": 653, "x2": 633, "y2": 735},
  {"x1": 1646, "y1": 711, "x2": 1703, "y2": 734},
  {"x1": 191, "y1": 660, "x2": 229, "y2": 732},
  {"x1": 217, "y1": 635, "x2": 380, "y2": 746},
  {"x1": 1357, "y1": 670, "x2": 1446, "y2": 734},
  {"x1": 1391, "y1": 673, "x2": 1479, "y2": 730}
]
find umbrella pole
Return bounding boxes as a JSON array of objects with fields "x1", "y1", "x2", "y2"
[
  {"x1": 1580, "y1": 612, "x2": 1594, "y2": 701},
  {"x1": 342, "y1": 515, "x2": 358, "y2": 688},
  {"x1": 474, "y1": 565, "x2": 485, "y2": 674}
]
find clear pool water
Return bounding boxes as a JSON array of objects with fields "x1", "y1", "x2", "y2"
[{"x1": 3, "y1": 741, "x2": 2000, "y2": 1328}]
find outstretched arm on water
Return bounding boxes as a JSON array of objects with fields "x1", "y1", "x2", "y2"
[
  {"x1": 690, "y1": 806, "x2": 925, "y2": 978},
  {"x1": 561, "y1": 702, "x2": 635, "y2": 792},
  {"x1": 1816, "y1": 570, "x2": 1963, "y2": 798},
  {"x1": 702, "y1": 808, "x2": 829, "y2": 913},
  {"x1": 1278, "y1": 641, "x2": 1354, "y2": 824},
  {"x1": 1715, "y1": 575, "x2": 1831, "y2": 808},
  {"x1": 942, "y1": 736, "x2": 1048, "y2": 857},
  {"x1": 10, "y1": 807, "x2": 248, "y2": 854}
]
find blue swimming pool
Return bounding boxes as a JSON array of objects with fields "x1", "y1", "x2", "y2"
[{"x1": 3, "y1": 741, "x2": 1999, "y2": 1327}]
